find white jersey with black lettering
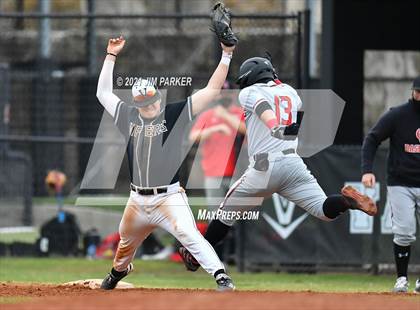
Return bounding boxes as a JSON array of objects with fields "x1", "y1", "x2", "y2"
[{"x1": 238, "y1": 81, "x2": 302, "y2": 157}]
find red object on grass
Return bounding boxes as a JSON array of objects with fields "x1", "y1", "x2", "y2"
[{"x1": 95, "y1": 232, "x2": 120, "y2": 259}]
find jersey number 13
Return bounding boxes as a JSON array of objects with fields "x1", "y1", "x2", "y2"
[{"x1": 274, "y1": 96, "x2": 294, "y2": 126}]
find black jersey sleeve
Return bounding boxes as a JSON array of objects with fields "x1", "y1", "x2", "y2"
[
  {"x1": 164, "y1": 96, "x2": 193, "y2": 129},
  {"x1": 361, "y1": 108, "x2": 397, "y2": 174},
  {"x1": 114, "y1": 101, "x2": 136, "y2": 137}
]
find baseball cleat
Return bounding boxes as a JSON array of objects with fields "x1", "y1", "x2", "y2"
[
  {"x1": 414, "y1": 279, "x2": 420, "y2": 294},
  {"x1": 215, "y1": 273, "x2": 235, "y2": 292},
  {"x1": 392, "y1": 276, "x2": 409, "y2": 293},
  {"x1": 178, "y1": 247, "x2": 200, "y2": 272},
  {"x1": 341, "y1": 185, "x2": 377, "y2": 216},
  {"x1": 100, "y1": 263, "x2": 133, "y2": 290}
]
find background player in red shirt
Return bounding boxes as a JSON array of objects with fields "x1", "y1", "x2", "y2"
[{"x1": 190, "y1": 82, "x2": 246, "y2": 213}]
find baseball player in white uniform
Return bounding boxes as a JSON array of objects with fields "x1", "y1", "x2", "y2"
[
  {"x1": 96, "y1": 36, "x2": 235, "y2": 291},
  {"x1": 179, "y1": 56, "x2": 378, "y2": 272}
]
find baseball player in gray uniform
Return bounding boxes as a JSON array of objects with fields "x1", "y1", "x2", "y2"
[
  {"x1": 179, "y1": 56, "x2": 378, "y2": 272},
  {"x1": 361, "y1": 76, "x2": 420, "y2": 293}
]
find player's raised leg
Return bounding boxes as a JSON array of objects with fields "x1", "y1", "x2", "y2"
[
  {"x1": 156, "y1": 190, "x2": 235, "y2": 291},
  {"x1": 273, "y1": 157, "x2": 377, "y2": 221},
  {"x1": 180, "y1": 156, "x2": 378, "y2": 273},
  {"x1": 101, "y1": 197, "x2": 155, "y2": 290}
]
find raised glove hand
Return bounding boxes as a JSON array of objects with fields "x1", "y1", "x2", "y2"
[{"x1": 210, "y1": 2, "x2": 238, "y2": 47}]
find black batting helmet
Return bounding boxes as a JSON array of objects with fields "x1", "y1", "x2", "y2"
[{"x1": 236, "y1": 56, "x2": 277, "y2": 89}]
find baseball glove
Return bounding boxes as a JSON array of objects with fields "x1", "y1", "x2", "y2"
[{"x1": 210, "y1": 2, "x2": 238, "y2": 47}]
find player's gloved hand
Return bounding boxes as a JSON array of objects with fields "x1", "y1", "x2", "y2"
[
  {"x1": 210, "y1": 2, "x2": 238, "y2": 47},
  {"x1": 270, "y1": 126, "x2": 285, "y2": 140}
]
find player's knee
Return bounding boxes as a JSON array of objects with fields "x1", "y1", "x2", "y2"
[
  {"x1": 393, "y1": 233, "x2": 416, "y2": 247},
  {"x1": 117, "y1": 230, "x2": 136, "y2": 247},
  {"x1": 118, "y1": 227, "x2": 129, "y2": 240}
]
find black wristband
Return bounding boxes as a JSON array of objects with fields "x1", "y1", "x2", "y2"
[{"x1": 107, "y1": 52, "x2": 117, "y2": 57}]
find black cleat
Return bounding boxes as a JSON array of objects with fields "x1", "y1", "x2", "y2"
[
  {"x1": 178, "y1": 247, "x2": 200, "y2": 272},
  {"x1": 215, "y1": 273, "x2": 235, "y2": 291},
  {"x1": 100, "y1": 263, "x2": 133, "y2": 290}
]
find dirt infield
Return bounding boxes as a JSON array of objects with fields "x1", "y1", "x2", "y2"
[{"x1": 1, "y1": 283, "x2": 418, "y2": 310}]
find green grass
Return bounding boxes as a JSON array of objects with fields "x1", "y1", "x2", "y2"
[
  {"x1": 0, "y1": 258, "x2": 397, "y2": 292},
  {"x1": 33, "y1": 196, "x2": 77, "y2": 206},
  {"x1": 0, "y1": 231, "x2": 39, "y2": 244}
]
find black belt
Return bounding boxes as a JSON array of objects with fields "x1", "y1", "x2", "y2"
[
  {"x1": 130, "y1": 184, "x2": 168, "y2": 195},
  {"x1": 252, "y1": 149, "x2": 296, "y2": 172}
]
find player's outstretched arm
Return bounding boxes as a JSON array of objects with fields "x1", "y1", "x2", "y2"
[
  {"x1": 190, "y1": 44, "x2": 235, "y2": 116},
  {"x1": 96, "y1": 36, "x2": 126, "y2": 118},
  {"x1": 191, "y1": 2, "x2": 238, "y2": 115},
  {"x1": 214, "y1": 106, "x2": 246, "y2": 134}
]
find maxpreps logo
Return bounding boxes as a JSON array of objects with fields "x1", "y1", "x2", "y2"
[
  {"x1": 404, "y1": 128, "x2": 420, "y2": 153},
  {"x1": 262, "y1": 194, "x2": 308, "y2": 239}
]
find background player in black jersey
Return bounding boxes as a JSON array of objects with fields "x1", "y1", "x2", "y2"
[
  {"x1": 96, "y1": 36, "x2": 236, "y2": 291},
  {"x1": 361, "y1": 76, "x2": 420, "y2": 293}
]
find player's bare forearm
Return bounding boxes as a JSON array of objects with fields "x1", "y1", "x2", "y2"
[
  {"x1": 259, "y1": 109, "x2": 278, "y2": 130},
  {"x1": 189, "y1": 123, "x2": 232, "y2": 142},
  {"x1": 191, "y1": 45, "x2": 234, "y2": 115},
  {"x1": 220, "y1": 113, "x2": 246, "y2": 134},
  {"x1": 189, "y1": 127, "x2": 217, "y2": 143},
  {"x1": 207, "y1": 56, "x2": 230, "y2": 90},
  {"x1": 191, "y1": 62, "x2": 229, "y2": 115}
]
